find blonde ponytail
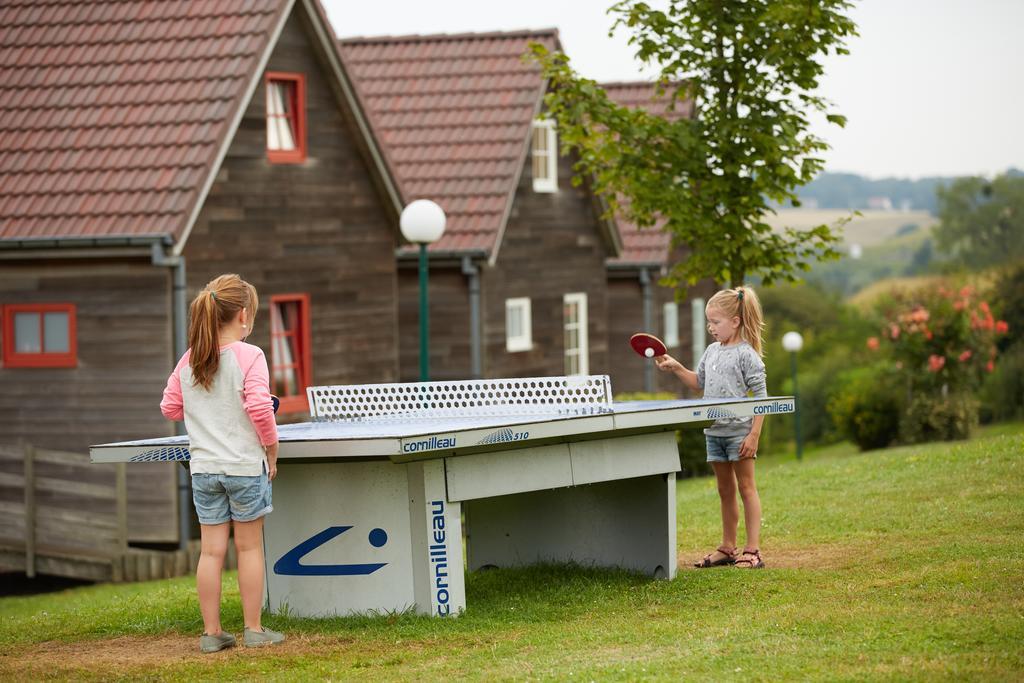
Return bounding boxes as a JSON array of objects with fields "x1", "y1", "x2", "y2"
[
  {"x1": 187, "y1": 274, "x2": 257, "y2": 390},
  {"x1": 735, "y1": 285, "x2": 765, "y2": 356}
]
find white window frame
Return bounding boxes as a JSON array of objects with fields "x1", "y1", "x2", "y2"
[
  {"x1": 531, "y1": 118, "x2": 558, "y2": 193},
  {"x1": 506, "y1": 297, "x2": 533, "y2": 352},
  {"x1": 563, "y1": 292, "x2": 589, "y2": 375},
  {"x1": 663, "y1": 302, "x2": 680, "y2": 348}
]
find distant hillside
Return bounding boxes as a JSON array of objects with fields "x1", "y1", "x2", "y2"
[
  {"x1": 791, "y1": 168, "x2": 1023, "y2": 212},
  {"x1": 765, "y1": 209, "x2": 936, "y2": 248},
  {"x1": 793, "y1": 173, "x2": 948, "y2": 212}
]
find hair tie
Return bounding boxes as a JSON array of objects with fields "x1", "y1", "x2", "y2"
[
  {"x1": 737, "y1": 289, "x2": 744, "y2": 302},
  {"x1": 209, "y1": 290, "x2": 217, "y2": 301}
]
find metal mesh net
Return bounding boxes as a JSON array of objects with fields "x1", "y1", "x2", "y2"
[{"x1": 307, "y1": 375, "x2": 612, "y2": 421}]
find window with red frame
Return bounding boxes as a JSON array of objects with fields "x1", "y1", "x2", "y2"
[
  {"x1": 265, "y1": 72, "x2": 306, "y2": 163},
  {"x1": 270, "y1": 294, "x2": 311, "y2": 413},
  {"x1": 2, "y1": 303, "x2": 77, "y2": 368}
]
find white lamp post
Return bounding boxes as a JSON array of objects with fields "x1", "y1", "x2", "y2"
[
  {"x1": 782, "y1": 331, "x2": 804, "y2": 461},
  {"x1": 400, "y1": 200, "x2": 446, "y2": 382}
]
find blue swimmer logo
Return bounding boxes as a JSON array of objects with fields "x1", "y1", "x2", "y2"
[{"x1": 273, "y1": 526, "x2": 389, "y2": 576}]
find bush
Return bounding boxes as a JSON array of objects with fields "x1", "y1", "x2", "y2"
[
  {"x1": 871, "y1": 283, "x2": 1008, "y2": 394},
  {"x1": 993, "y1": 264, "x2": 1024, "y2": 354},
  {"x1": 828, "y1": 364, "x2": 902, "y2": 451},
  {"x1": 900, "y1": 392, "x2": 978, "y2": 443},
  {"x1": 979, "y1": 343, "x2": 1024, "y2": 423},
  {"x1": 866, "y1": 282, "x2": 1009, "y2": 443},
  {"x1": 615, "y1": 392, "x2": 712, "y2": 478}
]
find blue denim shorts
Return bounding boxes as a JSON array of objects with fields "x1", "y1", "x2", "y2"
[
  {"x1": 191, "y1": 471, "x2": 273, "y2": 525},
  {"x1": 705, "y1": 434, "x2": 750, "y2": 463}
]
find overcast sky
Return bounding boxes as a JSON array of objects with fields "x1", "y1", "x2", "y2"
[{"x1": 323, "y1": 0, "x2": 1023, "y2": 180}]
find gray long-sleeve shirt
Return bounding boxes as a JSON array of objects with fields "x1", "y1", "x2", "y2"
[{"x1": 696, "y1": 341, "x2": 768, "y2": 436}]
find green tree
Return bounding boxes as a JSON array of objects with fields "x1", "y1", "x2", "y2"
[
  {"x1": 934, "y1": 173, "x2": 1024, "y2": 270},
  {"x1": 531, "y1": 0, "x2": 857, "y2": 289}
]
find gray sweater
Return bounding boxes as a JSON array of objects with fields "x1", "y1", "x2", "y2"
[{"x1": 696, "y1": 341, "x2": 767, "y2": 436}]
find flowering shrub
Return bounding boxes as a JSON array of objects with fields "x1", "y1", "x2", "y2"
[
  {"x1": 866, "y1": 284, "x2": 1009, "y2": 443},
  {"x1": 871, "y1": 285, "x2": 1009, "y2": 395}
]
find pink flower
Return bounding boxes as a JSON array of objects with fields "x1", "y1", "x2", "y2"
[
  {"x1": 996, "y1": 320, "x2": 1009, "y2": 334},
  {"x1": 889, "y1": 324, "x2": 900, "y2": 339},
  {"x1": 925, "y1": 329, "x2": 933, "y2": 340},
  {"x1": 953, "y1": 300, "x2": 965, "y2": 311},
  {"x1": 958, "y1": 350, "x2": 972, "y2": 362},
  {"x1": 979, "y1": 301, "x2": 990, "y2": 314},
  {"x1": 928, "y1": 355, "x2": 946, "y2": 372},
  {"x1": 986, "y1": 360, "x2": 995, "y2": 373},
  {"x1": 867, "y1": 337, "x2": 880, "y2": 351}
]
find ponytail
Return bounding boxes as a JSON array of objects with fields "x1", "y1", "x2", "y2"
[
  {"x1": 187, "y1": 274, "x2": 257, "y2": 390},
  {"x1": 734, "y1": 285, "x2": 765, "y2": 356},
  {"x1": 707, "y1": 285, "x2": 766, "y2": 356}
]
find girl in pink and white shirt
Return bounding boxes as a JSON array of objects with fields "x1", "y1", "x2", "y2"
[{"x1": 161, "y1": 273, "x2": 284, "y2": 652}]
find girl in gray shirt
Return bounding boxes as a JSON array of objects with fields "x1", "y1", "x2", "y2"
[{"x1": 655, "y1": 286, "x2": 767, "y2": 570}]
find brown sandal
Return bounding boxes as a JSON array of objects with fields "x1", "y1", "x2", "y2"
[
  {"x1": 735, "y1": 549, "x2": 765, "y2": 569},
  {"x1": 694, "y1": 545, "x2": 738, "y2": 568}
]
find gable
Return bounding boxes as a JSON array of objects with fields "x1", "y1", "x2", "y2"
[
  {"x1": 0, "y1": 0, "x2": 287, "y2": 243},
  {"x1": 0, "y1": 0, "x2": 401, "y2": 251},
  {"x1": 340, "y1": 30, "x2": 559, "y2": 257}
]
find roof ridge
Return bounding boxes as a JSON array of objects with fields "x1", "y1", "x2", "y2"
[{"x1": 339, "y1": 27, "x2": 559, "y2": 45}]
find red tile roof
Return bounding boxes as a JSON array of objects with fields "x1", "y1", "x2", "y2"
[
  {"x1": 0, "y1": 0, "x2": 284, "y2": 242},
  {"x1": 340, "y1": 30, "x2": 559, "y2": 255},
  {"x1": 603, "y1": 81, "x2": 693, "y2": 267}
]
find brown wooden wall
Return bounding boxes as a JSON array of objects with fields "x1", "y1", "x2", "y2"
[
  {"x1": 397, "y1": 267, "x2": 473, "y2": 382},
  {"x1": 480, "y1": 149, "x2": 612, "y2": 379},
  {"x1": 0, "y1": 259, "x2": 178, "y2": 542},
  {"x1": 183, "y1": 8, "x2": 400, "y2": 407}
]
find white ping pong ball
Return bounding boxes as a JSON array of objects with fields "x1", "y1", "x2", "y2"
[{"x1": 645, "y1": 347, "x2": 655, "y2": 358}]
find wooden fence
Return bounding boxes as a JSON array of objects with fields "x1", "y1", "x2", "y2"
[{"x1": 0, "y1": 442, "x2": 233, "y2": 582}]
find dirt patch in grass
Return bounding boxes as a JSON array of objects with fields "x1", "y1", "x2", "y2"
[
  {"x1": 677, "y1": 542, "x2": 872, "y2": 571},
  {"x1": 0, "y1": 632, "x2": 354, "y2": 678},
  {"x1": 0, "y1": 631, "x2": 513, "y2": 679}
]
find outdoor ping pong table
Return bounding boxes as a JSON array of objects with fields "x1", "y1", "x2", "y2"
[{"x1": 91, "y1": 375, "x2": 794, "y2": 618}]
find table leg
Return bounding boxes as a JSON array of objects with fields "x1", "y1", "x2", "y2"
[{"x1": 407, "y1": 459, "x2": 466, "y2": 616}]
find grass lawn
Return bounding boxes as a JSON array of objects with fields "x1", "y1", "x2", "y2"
[{"x1": 1, "y1": 425, "x2": 1022, "y2": 681}]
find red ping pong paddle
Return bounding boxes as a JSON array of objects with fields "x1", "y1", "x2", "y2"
[{"x1": 630, "y1": 333, "x2": 667, "y2": 359}]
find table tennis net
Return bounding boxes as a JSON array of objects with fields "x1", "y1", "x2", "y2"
[{"x1": 307, "y1": 375, "x2": 613, "y2": 421}]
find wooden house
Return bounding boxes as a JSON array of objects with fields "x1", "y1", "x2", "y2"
[
  {"x1": 0, "y1": 0, "x2": 404, "y2": 563},
  {"x1": 339, "y1": 30, "x2": 623, "y2": 383}
]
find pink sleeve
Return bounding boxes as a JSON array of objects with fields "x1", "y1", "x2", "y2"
[
  {"x1": 235, "y1": 344, "x2": 278, "y2": 446},
  {"x1": 160, "y1": 352, "x2": 189, "y2": 421}
]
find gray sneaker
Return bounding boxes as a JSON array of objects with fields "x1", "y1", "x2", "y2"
[
  {"x1": 243, "y1": 626, "x2": 285, "y2": 647},
  {"x1": 199, "y1": 631, "x2": 236, "y2": 653}
]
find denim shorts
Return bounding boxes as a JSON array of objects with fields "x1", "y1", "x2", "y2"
[
  {"x1": 191, "y1": 471, "x2": 273, "y2": 525},
  {"x1": 705, "y1": 434, "x2": 750, "y2": 463}
]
